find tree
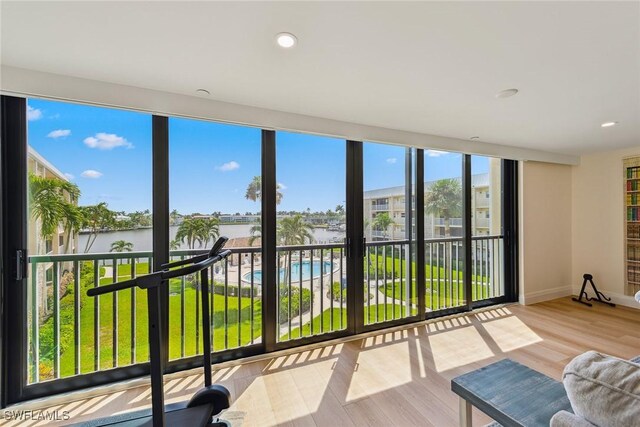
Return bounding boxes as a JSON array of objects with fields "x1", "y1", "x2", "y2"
[
  {"x1": 28, "y1": 174, "x2": 81, "y2": 250},
  {"x1": 277, "y1": 214, "x2": 315, "y2": 246},
  {"x1": 175, "y1": 217, "x2": 201, "y2": 249},
  {"x1": 276, "y1": 214, "x2": 315, "y2": 299},
  {"x1": 61, "y1": 202, "x2": 83, "y2": 254},
  {"x1": 80, "y1": 203, "x2": 116, "y2": 253},
  {"x1": 196, "y1": 217, "x2": 219, "y2": 248},
  {"x1": 245, "y1": 176, "x2": 283, "y2": 204},
  {"x1": 372, "y1": 212, "x2": 393, "y2": 239},
  {"x1": 248, "y1": 223, "x2": 262, "y2": 246},
  {"x1": 335, "y1": 204, "x2": 344, "y2": 214},
  {"x1": 425, "y1": 178, "x2": 462, "y2": 237},
  {"x1": 110, "y1": 240, "x2": 133, "y2": 252},
  {"x1": 169, "y1": 239, "x2": 181, "y2": 251}
]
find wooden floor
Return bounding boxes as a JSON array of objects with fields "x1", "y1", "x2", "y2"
[{"x1": 3, "y1": 297, "x2": 639, "y2": 427}]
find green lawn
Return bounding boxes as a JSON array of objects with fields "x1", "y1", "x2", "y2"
[
  {"x1": 280, "y1": 304, "x2": 417, "y2": 341},
  {"x1": 378, "y1": 279, "x2": 490, "y2": 311},
  {"x1": 33, "y1": 253, "x2": 495, "y2": 382},
  {"x1": 35, "y1": 261, "x2": 261, "y2": 381}
]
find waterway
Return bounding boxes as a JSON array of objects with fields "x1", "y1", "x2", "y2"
[{"x1": 78, "y1": 224, "x2": 344, "y2": 253}]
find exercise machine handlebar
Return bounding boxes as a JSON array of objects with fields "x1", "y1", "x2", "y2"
[{"x1": 87, "y1": 249, "x2": 231, "y2": 297}]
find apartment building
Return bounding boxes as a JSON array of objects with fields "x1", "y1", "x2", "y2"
[
  {"x1": 364, "y1": 158, "x2": 502, "y2": 240},
  {"x1": 27, "y1": 146, "x2": 77, "y2": 317}
]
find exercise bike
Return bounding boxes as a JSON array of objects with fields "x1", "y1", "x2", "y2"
[{"x1": 81, "y1": 237, "x2": 232, "y2": 426}]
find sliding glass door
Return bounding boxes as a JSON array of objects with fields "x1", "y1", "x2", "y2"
[
  {"x1": 1, "y1": 95, "x2": 518, "y2": 405},
  {"x1": 362, "y1": 143, "x2": 417, "y2": 327},
  {"x1": 168, "y1": 118, "x2": 263, "y2": 360},
  {"x1": 275, "y1": 132, "x2": 347, "y2": 343}
]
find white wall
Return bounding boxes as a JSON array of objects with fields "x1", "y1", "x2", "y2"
[
  {"x1": 519, "y1": 161, "x2": 573, "y2": 304},
  {"x1": 571, "y1": 146, "x2": 640, "y2": 308}
]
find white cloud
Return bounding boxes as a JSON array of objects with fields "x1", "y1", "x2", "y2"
[
  {"x1": 215, "y1": 160, "x2": 240, "y2": 172},
  {"x1": 27, "y1": 106, "x2": 43, "y2": 121},
  {"x1": 84, "y1": 133, "x2": 133, "y2": 150},
  {"x1": 47, "y1": 129, "x2": 71, "y2": 139},
  {"x1": 278, "y1": 182, "x2": 287, "y2": 190},
  {"x1": 64, "y1": 172, "x2": 75, "y2": 180},
  {"x1": 426, "y1": 150, "x2": 449, "y2": 157},
  {"x1": 81, "y1": 170, "x2": 103, "y2": 179},
  {"x1": 386, "y1": 157, "x2": 397, "y2": 164}
]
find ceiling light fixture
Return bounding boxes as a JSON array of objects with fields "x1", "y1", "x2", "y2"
[
  {"x1": 601, "y1": 121, "x2": 618, "y2": 128},
  {"x1": 276, "y1": 32, "x2": 297, "y2": 48},
  {"x1": 495, "y1": 88, "x2": 519, "y2": 98},
  {"x1": 196, "y1": 89, "x2": 210, "y2": 96}
]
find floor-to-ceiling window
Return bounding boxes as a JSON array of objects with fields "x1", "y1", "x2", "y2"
[
  {"x1": 1, "y1": 95, "x2": 518, "y2": 405},
  {"x1": 363, "y1": 143, "x2": 416, "y2": 326},
  {"x1": 25, "y1": 99, "x2": 152, "y2": 383},
  {"x1": 471, "y1": 155, "x2": 504, "y2": 302},
  {"x1": 168, "y1": 118, "x2": 262, "y2": 359},
  {"x1": 275, "y1": 131, "x2": 347, "y2": 342},
  {"x1": 424, "y1": 150, "x2": 466, "y2": 312}
]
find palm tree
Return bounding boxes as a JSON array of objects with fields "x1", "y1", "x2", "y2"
[
  {"x1": 169, "y1": 239, "x2": 181, "y2": 251},
  {"x1": 29, "y1": 174, "x2": 81, "y2": 249},
  {"x1": 425, "y1": 178, "x2": 462, "y2": 237},
  {"x1": 245, "y1": 176, "x2": 283, "y2": 204},
  {"x1": 61, "y1": 202, "x2": 83, "y2": 254},
  {"x1": 277, "y1": 214, "x2": 315, "y2": 290},
  {"x1": 110, "y1": 240, "x2": 133, "y2": 252},
  {"x1": 248, "y1": 223, "x2": 262, "y2": 246},
  {"x1": 277, "y1": 214, "x2": 315, "y2": 246},
  {"x1": 372, "y1": 212, "x2": 393, "y2": 240},
  {"x1": 80, "y1": 202, "x2": 116, "y2": 252},
  {"x1": 196, "y1": 217, "x2": 219, "y2": 248},
  {"x1": 175, "y1": 217, "x2": 203, "y2": 249},
  {"x1": 169, "y1": 209, "x2": 180, "y2": 226}
]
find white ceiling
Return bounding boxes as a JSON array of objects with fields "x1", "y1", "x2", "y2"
[{"x1": 1, "y1": 1, "x2": 639, "y2": 156}]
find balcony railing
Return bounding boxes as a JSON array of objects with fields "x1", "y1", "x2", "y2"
[
  {"x1": 475, "y1": 197, "x2": 490, "y2": 208},
  {"x1": 27, "y1": 235, "x2": 504, "y2": 385},
  {"x1": 434, "y1": 218, "x2": 463, "y2": 226},
  {"x1": 474, "y1": 217, "x2": 490, "y2": 228},
  {"x1": 371, "y1": 203, "x2": 390, "y2": 211}
]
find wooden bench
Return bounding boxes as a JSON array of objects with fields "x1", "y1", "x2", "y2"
[{"x1": 451, "y1": 359, "x2": 573, "y2": 427}]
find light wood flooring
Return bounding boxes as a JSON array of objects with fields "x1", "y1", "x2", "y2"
[{"x1": 2, "y1": 297, "x2": 639, "y2": 427}]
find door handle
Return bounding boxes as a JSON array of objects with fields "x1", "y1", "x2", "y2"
[{"x1": 15, "y1": 249, "x2": 27, "y2": 280}]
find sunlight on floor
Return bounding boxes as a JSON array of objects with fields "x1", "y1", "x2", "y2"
[
  {"x1": 346, "y1": 341, "x2": 411, "y2": 402},
  {"x1": 481, "y1": 316, "x2": 543, "y2": 352},
  {"x1": 428, "y1": 326, "x2": 494, "y2": 372}
]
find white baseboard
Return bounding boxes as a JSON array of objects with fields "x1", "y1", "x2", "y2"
[
  {"x1": 520, "y1": 285, "x2": 573, "y2": 305},
  {"x1": 571, "y1": 288, "x2": 640, "y2": 309}
]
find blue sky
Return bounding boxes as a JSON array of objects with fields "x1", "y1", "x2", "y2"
[{"x1": 27, "y1": 99, "x2": 488, "y2": 214}]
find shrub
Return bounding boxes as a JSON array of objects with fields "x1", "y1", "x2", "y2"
[{"x1": 279, "y1": 286, "x2": 311, "y2": 323}]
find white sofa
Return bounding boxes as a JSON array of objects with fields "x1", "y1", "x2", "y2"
[{"x1": 550, "y1": 352, "x2": 640, "y2": 427}]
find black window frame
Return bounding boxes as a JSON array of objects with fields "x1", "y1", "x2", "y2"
[{"x1": 1, "y1": 94, "x2": 519, "y2": 405}]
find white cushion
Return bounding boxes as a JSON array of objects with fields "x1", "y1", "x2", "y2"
[{"x1": 563, "y1": 351, "x2": 640, "y2": 427}]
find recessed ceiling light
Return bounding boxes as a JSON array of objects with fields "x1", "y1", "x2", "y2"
[
  {"x1": 276, "y1": 32, "x2": 297, "y2": 48},
  {"x1": 495, "y1": 88, "x2": 519, "y2": 98},
  {"x1": 470, "y1": 136, "x2": 480, "y2": 140},
  {"x1": 196, "y1": 89, "x2": 210, "y2": 96},
  {"x1": 601, "y1": 121, "x2": 618, "y2": 128}
]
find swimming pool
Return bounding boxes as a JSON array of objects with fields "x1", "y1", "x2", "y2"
[{"x1": 242, "y1": 260, "x2": 333, "y2": 284}]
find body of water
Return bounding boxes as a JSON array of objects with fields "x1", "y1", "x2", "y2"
[{"x1": 78, "y1": 224, "x2": 344, "y2": 253}]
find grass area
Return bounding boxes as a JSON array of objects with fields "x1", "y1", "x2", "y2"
[
  {"x1": 281, "y1": 304, "x2": 418, "y2": 340},
  {"x1": 368, "y1": 252, "x2": 488, "y2": 283},
  {"x1": 33, "y1": 252, "x2": 496, "y2": 381},
  {"x1": 35, "y1": 261, "x2": 261, "y2": 381},
  {"x1": 378, "y1": 279, "x2": 490, "y2": 311}
]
